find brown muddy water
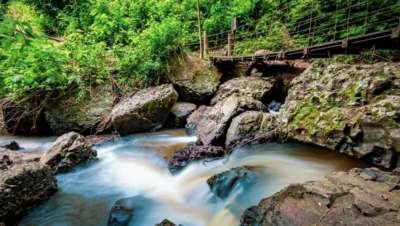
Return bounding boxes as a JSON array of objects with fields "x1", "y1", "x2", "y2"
[{"x1": 3, "y1": 129, "x2": 369, "y2": 226}]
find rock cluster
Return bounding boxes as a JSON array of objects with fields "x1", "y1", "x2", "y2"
[
  {"x1": 40, "y1": 132, "x2": 97, "y2": 174},
  {"x1": 111, "y1": 84, "x2": 178, "y2": 136},
  {"x1": 240, "y1": 167, "x2": 400, "y2": 226},
  {"x1": 281, "y1": 63, "x2": 400, "y2": 168},
  {"x1": 0, "y1": 163, "x2": 58, "y2": 226},
  {"x1": 196, "y1": 96, "x2": 267, "y2": 146}
]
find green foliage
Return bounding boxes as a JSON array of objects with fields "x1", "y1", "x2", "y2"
[{"x1": 0, "y1": 0, "x2": 398, "y2": 107}]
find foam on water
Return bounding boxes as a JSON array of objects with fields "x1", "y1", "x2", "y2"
[{"x1": 14, "y1": 129, "x2": 369, "y2": 226}]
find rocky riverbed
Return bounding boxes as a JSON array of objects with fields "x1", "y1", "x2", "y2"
[{"x1": 1, "y1": 59, "x2": 399, "y2": 225}]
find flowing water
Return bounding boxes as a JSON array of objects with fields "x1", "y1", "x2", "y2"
[{"x1": 8, "y1": 129, "x2": 369, "y2": 226}]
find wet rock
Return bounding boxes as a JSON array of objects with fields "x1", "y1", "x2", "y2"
[
  {"x1": 268, "y1": 100, "x2": 282, "y2": 112},
  {"x1": 108, "y1": 196, "x2": 154, "y2": 226},
  {"x1": 197, "y1": 96, "x2": 267, "y2": 146},
  {"x1": 240, "y1": 167, "x2": 400, "y2": 226},
  {"x1": 0, "y1": 141, "x2": 20, "y2": 151},
  {"x1": 165, "y1": 102, "x2": 197, "y2": 128},
  {"x1": 111, "y1": 84, "x2": 178, "y2": 136},
  {"x1": 85, "y1": 133, "x2": 120, "y2": 147},
  {"x1": 155, "y1": 219, "x2": 177, "y2": 226},
  {"x1": 207, "y1": 167, "x2": 255, "y2": 199},
  {"x1": 225, "y1": 112, "x2": 283, "y2": 149},
  {"x1": 40, "y1": 132, "x2": 97, "y2": 174},
  {"x1": 45, "y1": 84, "x2": 114, "y2": 135},
  {"x1": 0, "y1": 163, "x2": 58, "y2": 226},
  {"x1": 165, "y1": 54, "x2": 221, "y2": 105},
  {"x1": 281, "y1": 62, "x2": 400, "y2": 168},
  {"x1": 210, "y1": 77, "x2": 279, "y2": 105},
  {"x1": 168, "y1": 145, "x2": 226, "y2": 172},
  {"x1": 185, "y1": 105, "x2": 212, "y2": 136},
  {"x1": 0, "y1": 148, "x2": 41, "y2": 171}
]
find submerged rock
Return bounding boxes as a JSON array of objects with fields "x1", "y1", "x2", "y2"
[
  {"x1": 108, "y1": 196, "x2": 155, "y2": 226},
  {"x1": 210, "y1": 76, "x2": 280, "y2": 105},
  {"x1": 165, "y1": 102, "x2": 197, "y2": 128},
  {"x1": 155, "y1": 219, "x2": 177, "y2": 226},
  {"x1": 0, "y1": 148, "x2": 41, "y2": 171},
  {"x1": 168, "y1": 145, "x2": 226, "y2": 172},
  {"x1": 45, "y1": 84, "x2": 114, "y2": 135},
  {"x1": 111, "y1": 84, "x2": 178, "y2": 136},
  {"x1": 207, "y1": 167, "x2": 255, "y2": 199},
  {"x1": 0, "y1": 141, "x2": 20, "y2": 151},
  {"x1": 196, "y1": 96, "x2": 267, "y2": 146},
  {"x1": 0, "y1": 163, "x2": 58, "y2": 226},
  {"x1": 185, "y1": 105, "x2": 212, "y2": 136},
  {"x1": 225, "y1": 111, "x2": 283, "y2": 149},
  {"x1": 240, "y1": 167, "x2": 400, "y2": 226},
  {"x1": 40, "y1": 132, "x2": 97, "y2": 174},
  {"x1": 281, "y1": 62, "x2": 400, "y2": 168},
  {"x1": 165, "y1": 54, "x2": 221, "y2": 105}
]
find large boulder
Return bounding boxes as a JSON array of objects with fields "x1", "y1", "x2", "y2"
[
  {"x1": 225, "y1": 111, "x2": 283, "y2": 149},
  {"x1": 185, "y1": 105, "x2": 212, "y2": 136},
  {"x1": 0, "y1": 163, "x2": 58, "y2": 226},
  {"x1": 0, "y1": 148, "x2": 41, "y2": 171},
  {"x1": 196, "y1": 96, "x2": 267, "y2": 146},
  {"x1": 207, "y1": 167, "x2": 255, "y2": 199},
  {"x1": 165, "y1": 102, "x2": 197, "y2": 128},
  {"x1": 240, "y1": 167, "x2": 400, "y2": 226},
  {"x1": 281, "y1": 62, "x2": 400, "y2": 168},
  {"x1": 45, "y1": 84, "x2": 114, "y2": 135},
  {"x1": 165, "y1": 54, "x2": 221, "y2": 105},
  {"x1": 168, "y1": 145, "x2": 226, "y2": 172},
  {"x1": 210, "y1": 76, "x2": 280, "y2": 105},
  {"x1": 40, "y1": 132, "x2": 97, "y2": 174},
  {"x1": 111, "y1": 84, "x2": 178, "y2": 136}
]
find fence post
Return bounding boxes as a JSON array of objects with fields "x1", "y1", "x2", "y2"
[
  {"x1": 204, "y1": 31, "x2": 208, "y2": 56},
  {"x1": 307, "y1": 0, "x2": 315, "y2": 46},
  {"x1": 346, "y1": 0, "x2": 353, "y2": 40},
  {"x1": 228, "y1": 34, "x2": 233, "y2": 56},
  {"x1": 363, "y1": 0, "x2": 370, "y2": 35}
]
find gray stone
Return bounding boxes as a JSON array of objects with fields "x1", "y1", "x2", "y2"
[
  {"x1": 40, "y1": 132, "x2": 97, "y2": 174},
  {"x1": 111, "y1": 84, "x2": 178, "y2": 136},
  {"x1": 0, "y1": 163, "x2": 58, "y2": 225}
]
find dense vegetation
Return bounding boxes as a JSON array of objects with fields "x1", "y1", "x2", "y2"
[{"x1": 0, "y1": 0, "x2": 398, "y2": 105}]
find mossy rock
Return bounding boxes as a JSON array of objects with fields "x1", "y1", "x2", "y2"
[{"x1": 45, "y1": 84, "x2": 114, "y2": 135}]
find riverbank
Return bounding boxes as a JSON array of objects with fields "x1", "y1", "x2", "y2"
[{"x1": 1, "y1": 59, "x2": 400, "y2": 225}]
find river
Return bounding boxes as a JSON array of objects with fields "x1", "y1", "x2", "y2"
[{"x1": 5, "y1": 129, "x2": 369, "y2": 226}]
